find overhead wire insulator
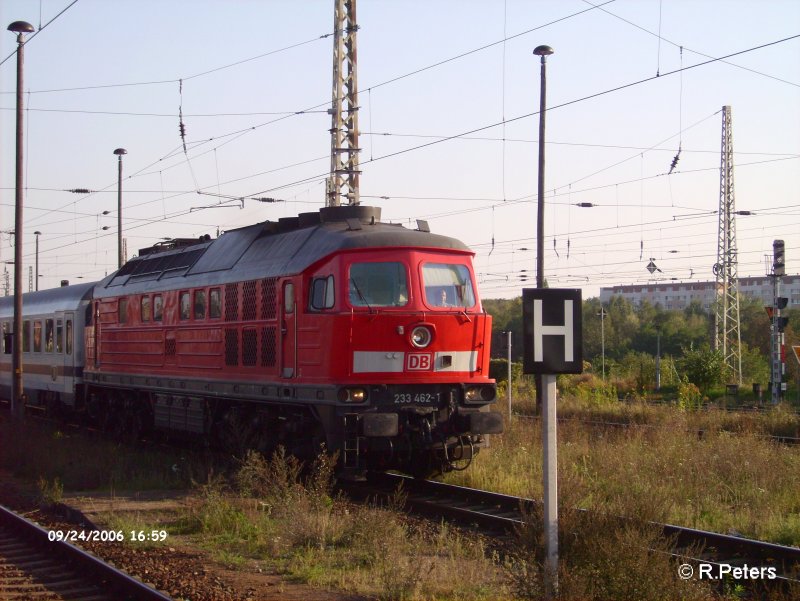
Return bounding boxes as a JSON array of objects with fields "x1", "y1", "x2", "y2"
[
  {"x1": 668, "y1": 147, "x2": 681, "y2": 174},
  {"x1": 179, "y1": 110, "x2": 187, "y2": 154}
]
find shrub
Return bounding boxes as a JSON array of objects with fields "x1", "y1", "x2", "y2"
[{"x1": 677, "y1": 377, "x2": 703, "y2": 411}]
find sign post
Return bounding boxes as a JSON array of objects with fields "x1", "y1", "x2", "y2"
[{"x1": 522, "y1": 288, "x2": 583, "y2": 596}]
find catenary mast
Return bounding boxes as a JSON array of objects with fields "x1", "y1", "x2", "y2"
[
  {"x1": 326, "y1": 0, "x2": 361, "y2": 207},
  {"x1": 713, "y1": 106, "x2": 742, "y2": 385}
]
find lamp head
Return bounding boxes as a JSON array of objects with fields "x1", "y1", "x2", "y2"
[
  {"x1": 8, "y1": 21, "x2": 34, "y2": 34},
  {"x1": 113, "y1": 148, "x2": 127, "y2": 156}
]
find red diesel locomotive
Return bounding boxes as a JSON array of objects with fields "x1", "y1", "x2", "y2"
[{"x1": 5, "y1": 205, "x2": 501, "y2": 477}]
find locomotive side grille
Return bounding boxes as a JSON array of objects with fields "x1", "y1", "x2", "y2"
[
  {"x1": 225, "y1": 329, "x2": 238, "y2": 366},
  {"x1": 242, "y1": 280, "x2": 257, "y2": 320},
  {"x1": 165, "y1": 338, "x2": 177, "y2": 356},
  {"x1": 261, "y1": 277, "x2": 278, "y2": 320},
  {"x1": 225, "y1": 283, "x2": 239, "y2": 322},
  {"x1": 261, "y1": 326, "x2": 277, "y2": 367},
  {"x1": 242, "y1": 328, "x2": 257, "y2": 366}
]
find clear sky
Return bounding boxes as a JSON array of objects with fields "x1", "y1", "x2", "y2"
[{"x1": 1, "y1": 0, "x2": 798, "y2": 298}]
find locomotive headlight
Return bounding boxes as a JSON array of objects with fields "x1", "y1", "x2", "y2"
[
  {"x1": 338, "y1": 387, "x2": 368, "y2": 403},
  {"x1": 464, "y1": 385, "x2": 496, "y2": 403},
  {"x1": 410, "y1": 325, "x2": 432, "y2": 348}
]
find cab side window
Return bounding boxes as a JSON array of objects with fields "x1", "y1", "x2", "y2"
[{"x1": 310, "y1": 275, "x2": 335, "y2": 310}]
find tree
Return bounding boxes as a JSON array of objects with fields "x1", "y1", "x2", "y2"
[{"x1": 678, "y1": 344, "x2": 726, "y2": 393}]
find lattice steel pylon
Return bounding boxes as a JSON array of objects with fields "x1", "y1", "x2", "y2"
[
  {"x1": 713, "y1": 105, "x2": 742, "y2": 384},
  {"x1": 326, "y1": 0, "x2": 361, "y2": 207}
]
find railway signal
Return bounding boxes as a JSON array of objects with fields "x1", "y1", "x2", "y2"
[{"x1": 770, "y1": 240, "x2": 787, "y2": 404}]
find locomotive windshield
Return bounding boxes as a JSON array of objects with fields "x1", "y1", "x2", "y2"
[
  {"x1": 423, "y1": 263, "x2": 476, "y2": 308},
  {"x1": 349, "y1": 262, "x2": 409, "y2": 307}
]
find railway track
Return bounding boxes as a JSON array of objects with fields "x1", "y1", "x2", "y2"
[
  {"x1": 346, "y1": 472, "x2": 800, "y2": 585},
  {"x1": 0, "y1": 504, "x2": 172, "y2": 601}
]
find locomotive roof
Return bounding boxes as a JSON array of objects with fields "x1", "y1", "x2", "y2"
[
  {"x1": 0, "y1": 281, "x2": 96, "y2": 319},
  {"x1": 93, "y1": 206, "x2": 471, "y2": 298}
]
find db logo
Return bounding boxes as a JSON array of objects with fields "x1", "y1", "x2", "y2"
[{"x1": 406, "y1": 353, "x2": 433, "y2": 371}]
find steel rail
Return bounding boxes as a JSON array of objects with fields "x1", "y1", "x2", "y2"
[
  {"x1": 0, "y1": 504, "x2": 173, "y2": 601},
  {"x1": 350, "y1": 472, "x2": 800, "y2": 582}
]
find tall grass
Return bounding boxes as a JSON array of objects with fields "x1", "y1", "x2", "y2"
[
  {"x1": 450, "y1": 397, "x2": 800, "y2": 547},
  {"x1": 177, "y1": 449, "x2": 507, "y2": 601},
  {"x1": 506, "y1": 470, "x2": 714, "y2": 601},
  {"x1": 0, "y1": 418, "x2": 210, "y2": 491}
]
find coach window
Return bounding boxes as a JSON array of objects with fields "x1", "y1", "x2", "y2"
[
  {"x1": 23, "y1": 321, "x2": 30, "y2": 352},
  {"x1": 119, "y1": 298, "x2": 128, "y2": 324},
  {"x1": 194, "y1": 290, "x2": 207, "y2": 319},
  {"x1": 349, "y1": 262, "x2": 408, "y2": 307},
  {"x1": 310, "y1": 275, "x2": 335, "y2": 310},
  {"x1": 180, "y1": 292, "x2": 191, "y2": 320},
  {"x1": 56, "y1": 319, "x2": 63, "y2": 353},
  {"x1": 209, "y1": 288, "x2": 221, "y2": 319},
  {"x1": 2, "y1": 322, "x2": 9, "y2": 354},
  {"x1": 141, "y1": 296, "x2": 152, "y2": 322},
  {"x1": 33, "y1": 321, "x2": 42, "y2": 353},
  {"x1": 153, "y1": 295, "x2": 163, "y2": 321},
  {"x1": 66, "y1": 320, "x2": 73, "y2": 355},
  {"x1": 45, "y1": 319, "x2": 54, "y2": 352}
]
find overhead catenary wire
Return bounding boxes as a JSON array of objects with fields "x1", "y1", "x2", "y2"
[
  {"x1": 9, "y1": 4, "x2": 798, "y2": 289},
  {"x1": 243, "y1": 35, "x2": 799, "y2": 201},
  {"x1": 582, "y1": 0, "x2": 800, "y2": 88},
  {"x1": 16, "y1": 19, "x2": 797, "y2": 235},
  {"x1": 0, "y1": 31, "x2": 334, "y2": 92},
  {"x1": 0, "y1": 0, "x2": 79, "y2": 68}
]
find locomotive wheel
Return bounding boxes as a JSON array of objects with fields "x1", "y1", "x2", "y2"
[
  {"x1": 407, "y1": 451, "x2": 441, "y2": 480},
  {"x1": 214, "y1": 407, "x2": 261, "y2": 458}
]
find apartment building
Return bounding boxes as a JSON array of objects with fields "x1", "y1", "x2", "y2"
[{"x1": 599, "y1": 275, "x2": 800, "y2": 311}]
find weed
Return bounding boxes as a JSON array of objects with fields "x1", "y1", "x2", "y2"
[{"x1": 36, "y1": 476, "x2": 63, "y2": 506}]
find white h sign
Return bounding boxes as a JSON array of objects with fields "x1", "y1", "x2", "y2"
[
  {"x1": 523, "y1": 288, "x2": 583, "y2": 375},
  {"x1": 534, "y1": 299, "x2": 574, "y2": 363}
]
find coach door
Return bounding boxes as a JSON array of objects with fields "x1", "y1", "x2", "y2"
[
  {"x1": 61, "y1": 312, "x2": 76, "y2": 405},
  {"x1": 280, "y1": 281, "x2": 296, "y2": 378}
]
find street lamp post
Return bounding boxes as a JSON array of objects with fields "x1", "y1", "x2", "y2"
[
  {"x1": 34, "y1": 231, "x2": 41, "y2": 291},
  {"x1": 533, "y1": 44, "x2": 553, "y2": 290},
  {"x1": 8, "y1": 20, "x2": 35, "y2": 419},
  {"x1": 597, "y1": 307, "x2": 607, "y2": 382},
  {"x1": 114, "y1": 148, "x2": 127, "y2": 268},
  {"x1": 502, "y1": 331, "x2": 512, "y2": 421},
  {"x1": 533, "y1": 43, "x2": 557, "y2": 599}
]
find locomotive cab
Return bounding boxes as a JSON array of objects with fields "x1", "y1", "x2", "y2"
[{"x1": 298, "y1": 219, "x2": 502, "y2": 477}]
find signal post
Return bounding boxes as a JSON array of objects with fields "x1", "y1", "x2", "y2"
[
  {"x1": 770, "y1": 240, "x2": 789, "y2": 404},
  {"x1": 522, "y1": 289, "x2": 583, "y2": 597}
]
